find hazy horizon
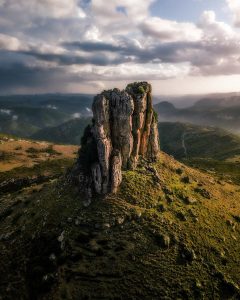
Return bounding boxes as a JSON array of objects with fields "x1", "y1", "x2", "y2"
[{"x1": 1, "y1": 90, "x2": 240, "y2": 99}]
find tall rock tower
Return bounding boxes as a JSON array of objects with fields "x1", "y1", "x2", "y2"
[{"x1": 72, "y1": 82, "x2": 159, "y2": 197}]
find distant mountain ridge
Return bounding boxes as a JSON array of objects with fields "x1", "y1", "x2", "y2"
[
  {"x1": 154, "y1": 99, "x2": 240, "y2": 134},
  {"x1": 2, "y1": 92, "x2": 240, "y2": 140},
  {"x1": 0, "y1": 94, "x2": 93, "y2": 137},
  {"x1": 31, "y1": 117, "x2": 91, "y2": 145},
  {"x1": 193, "y1": 95, "x2": 240, "y2": 109}
]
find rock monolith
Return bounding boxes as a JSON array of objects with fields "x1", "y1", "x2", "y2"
[{"x1": 72, "y1": 82, "x2": 159, "y2": 197}]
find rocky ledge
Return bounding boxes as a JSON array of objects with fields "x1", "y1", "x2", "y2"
[{"x1": 71, "y1": 82, "x2": 159, "y2": 197}]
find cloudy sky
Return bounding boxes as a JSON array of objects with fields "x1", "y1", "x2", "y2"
[{"x1": 1, "y1": 0, "x2": 240, "y2": 95}]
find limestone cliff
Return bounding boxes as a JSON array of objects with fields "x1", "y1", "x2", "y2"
[{"x1": 73, "y1": 82, "x2": 159, "y2": 196}]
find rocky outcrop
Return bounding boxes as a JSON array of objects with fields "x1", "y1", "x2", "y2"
[{"x1": 73, "y1": 82, "x2": 159, "y2": 196}]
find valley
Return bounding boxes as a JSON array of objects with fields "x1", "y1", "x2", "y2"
[
  {"x1": 0, "y1": 88, "x2": 239, "y2": 299},
  {"x1": 158, "y1": 122, "x2": 240, "y2": 184},
  {"x1": 0, "y1": 94, "x2": 93, "y2": 138},
  {"x1": 155, "y1": 95, "x2": 240, "y2": 134},
  {"x1": 2, "y1": 0, "x2": 240, "y2": 297}
]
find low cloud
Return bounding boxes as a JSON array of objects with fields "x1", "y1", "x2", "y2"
[
  {"x1": 46, "y1": 104, "x2": 58, "y2": 110},
  {"x1": 72, "y1": 112, "x2": 82, "y2": 119},
  {"x1": 0, "y1": 108, "x2": 12, "y2": 115}
]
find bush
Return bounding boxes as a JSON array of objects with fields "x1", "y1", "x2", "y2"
[
  {"x1": 0, "y1": 151, "x2": 11, "y2": 161},
  {"x1": 26, "y1": 147, "x2": 39, "y2": 154},
  {"x1": 44, "y1": 145, "x2": 61, "y2": 156},
  {"x1": 15, "y1": 146, "x2": 22, "y2": 150},
  {"x1": 138, "y1": 86, "x2": 145, "y2": 94},
  {"x1": 26, "y1": 146, "x2": 60, "y2": 156},
  {"x1": 152, "y1": 109, "x2": 158, "y2": 123}
]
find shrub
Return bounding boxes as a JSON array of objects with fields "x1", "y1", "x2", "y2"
[
  {"x1": 138, "y1": 86, "x2": 145, "y2": 94},
  {"x1": 26, "y1": 146, "x2": 60, "y2": 156},
  {"x1": 15, "y1": 146, "x2": 22, "y2": 150}
]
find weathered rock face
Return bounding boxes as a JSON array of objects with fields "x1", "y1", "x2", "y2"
[{"x1": 74, "y1": 82, "x2": 159, "y2": 196}]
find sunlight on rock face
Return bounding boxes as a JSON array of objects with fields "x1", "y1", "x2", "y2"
[{"x1": 71, "y1": 82, "x2": 159, "y2": 196}]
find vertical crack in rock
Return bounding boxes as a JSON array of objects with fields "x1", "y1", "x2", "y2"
[{"x1": 73, "y1": 82, "x2": 160, "y2": 197}]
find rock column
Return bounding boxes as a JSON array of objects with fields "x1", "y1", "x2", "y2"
[{"x1": 75, "y1": 82, "x2": 160, "y2": 195}]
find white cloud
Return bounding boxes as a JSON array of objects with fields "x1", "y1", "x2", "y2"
[
  {"x1": 0, "y1": 0, "x2": 86, "y2": 19},
  {"x1": 199, "y1": 10, "x2": 234, "y2": 39},
  {"x1": 91, "y1": 0, "x2": 155, "y2": 22},
  {"x1": 69, "y1": 62, "x2": 191, "y2": 81},
  {"x1": 86, "y1": 0, "x2": 156, "y2": 39},
  {"x1": 140, "y1": 17, "x2": 202, "y2": 42},
  {"x1": 84, "y1": 26, "x2": 102, "y2": 41},
  {"x1": 226, "y1": 0, "x2": 240, "y2": 26},
  {"x1": 1, "y1": 0, "x2": 240, "y2": 94},
  {"x1": 0, "y1": 33, "x2": 22, "y2": 51}
]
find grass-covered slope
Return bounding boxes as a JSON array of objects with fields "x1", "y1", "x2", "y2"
[
  {"x1": 0, "y1": 152, "x2": 239, "y2": 299},
  {"x1": 0, "y1": 107, "x2": 70, "y2": 138},
  {"x1": 31, "y1": 118, "x2": 91, "y2": 145},
  {"x1": 158, "y1": 122, "x2": 240, "y2": 160},
  {"x1": 0, "y1": 133, "x2": 78, "y2": 195},
  {"x1": 158, "y1": 122, "x2": 240, "y2": 184},
  {"x1": 0, "y1": 133, "x2": 78, "y2": 172},
  {"x1": 0, "y1": 94, "x2": 93, "y2": 138}
]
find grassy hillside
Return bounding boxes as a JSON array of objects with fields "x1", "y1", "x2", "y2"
[
  {"x1": 0, "y1": 117, "x2": 39, "y2": 137},
  {"x1": 31, "y1": 118, "x2": 91, "y2": 145},
  {"x1": 0, "y1": 134, "x2": 78, "y2": 197},
  {"x1": 30, "y1": 119, "x2": 240, "y2": 185},
  {"x1": 0, "y1": 133, "x2": 78, "y2": 172},
  {"x1": 0, "y1": 94, "x2": 93, "y2": 112},
  {"x1": 0, "y1": 152, "x2": 239, "y2": 299},
  {"x1": 158, "y1": 122, "x2": 240, "y2": 184},
  {"x1": 0, "y1": 107, "x2": 70, "y2": 137},
  {"x1": 158, "y1": 122, "x2": 240, "y2": 160},
  {"x1": 0, "y1": 94, "x2": 93, "y2": 138}
]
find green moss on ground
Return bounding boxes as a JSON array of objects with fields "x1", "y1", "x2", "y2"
[
  {"x1": 26, "y1": 145, "x2": 60, "y2": 155},
  {"x1": 187, "y1": 158, "x2": 240, "y2": 185},
  {"x1": 0, "y1": 158, "x2": 74, "y2": 183},
  {"x1": 158, "y1": 122, "x2": 240, "y2": 184},
  {"x1": 0, "y1": 152, "x2": 239, "y2": 299}
]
